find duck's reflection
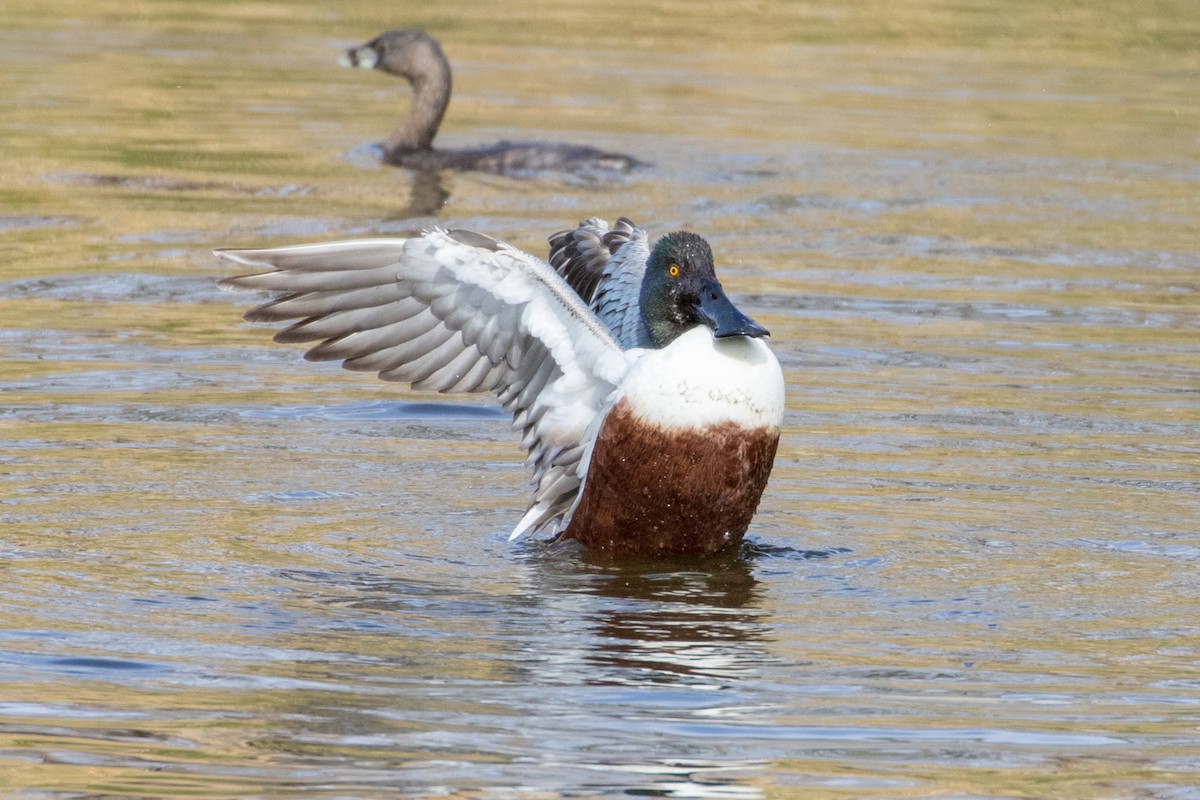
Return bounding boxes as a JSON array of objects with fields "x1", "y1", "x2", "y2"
[{"x1": 517, "y1": 546, "x2": 770, "y2": 688}]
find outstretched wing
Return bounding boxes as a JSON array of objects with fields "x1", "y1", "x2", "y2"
[
  {"x1": 547, "y1": 216, "x2": 652, "y2": 349},
  {"x1": 216, "y1": 228, "x2": 631, "y2": 539}
]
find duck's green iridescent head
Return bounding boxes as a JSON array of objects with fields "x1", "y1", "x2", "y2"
[{"x1": 639, "y1": 232, "x2": 769, "y2": 348}]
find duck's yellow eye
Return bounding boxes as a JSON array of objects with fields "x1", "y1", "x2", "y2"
[{"x1": 668, "y1": 264, "x2": 680, "y2": 277}]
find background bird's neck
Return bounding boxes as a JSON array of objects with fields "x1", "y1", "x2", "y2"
[{"x1": 385, "y1": 70, "x2": 452, "y2": 153}]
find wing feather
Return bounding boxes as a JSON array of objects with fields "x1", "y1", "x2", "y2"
[
  {"x1": 547, "y1": 217, "x2": 610, "y2": 303},
  {"x1": 246, "y1": 285, "x2": 406, "y2": 322},
  {"x1": 275, "y1": 297, "x2": 429, "y2": 344},
  {"x1": 233, "y1": 264, "x2": 402, "y2": 294}
]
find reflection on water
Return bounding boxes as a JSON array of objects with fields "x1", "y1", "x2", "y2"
[
  {"x1": 523, "y1": 552, "x2": 770, "y2": 689},
  {"x1": 392, "y1": 168, "x2": 451, "y2": 218},
  {"x1": 583, "y1": 570, "x2": 765, "y2": 687},
  {"x1": 1, "y1": 0, "x2": 1199, "y2": 797}
]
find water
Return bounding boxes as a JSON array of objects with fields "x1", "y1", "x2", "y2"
[{"x1": 2, "y1": 1, "x2": 1198, "y2": 797}]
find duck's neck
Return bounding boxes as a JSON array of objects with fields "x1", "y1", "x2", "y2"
[{"x1": 384, "y1": 66, "x2": 452, "y2": 154}]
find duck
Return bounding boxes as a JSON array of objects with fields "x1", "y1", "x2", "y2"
[
  {"x1": 216, "y1": 217, "x2": 784, "y2": 558},
  {"x1": 340, "y1": 30, "x2": 647, "y2": 178}
]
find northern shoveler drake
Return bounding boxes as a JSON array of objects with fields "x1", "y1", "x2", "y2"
[
  {"x1": 216, "y1": 217, "x2": 785, "y2": 557},
  {"x1": 338, "y1": 29, "x2": 647, "y2": 177}
]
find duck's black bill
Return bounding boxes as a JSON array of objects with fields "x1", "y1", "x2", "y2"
[{"x1": 694, "y1": 279, "x2": 770, "y2": 339}]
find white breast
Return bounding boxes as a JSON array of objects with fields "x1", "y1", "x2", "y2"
[{"x1": 618, "y1": 326, "x2": 785, "y2": 432}]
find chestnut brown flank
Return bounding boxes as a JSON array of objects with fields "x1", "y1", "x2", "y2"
[{"x1": 562, "y1": 399, "x2": 780, "y2": 557}]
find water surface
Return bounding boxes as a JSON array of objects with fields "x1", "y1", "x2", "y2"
[{"x1": 1, "y1": 2, "x2": 1198, "y2": 797}]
